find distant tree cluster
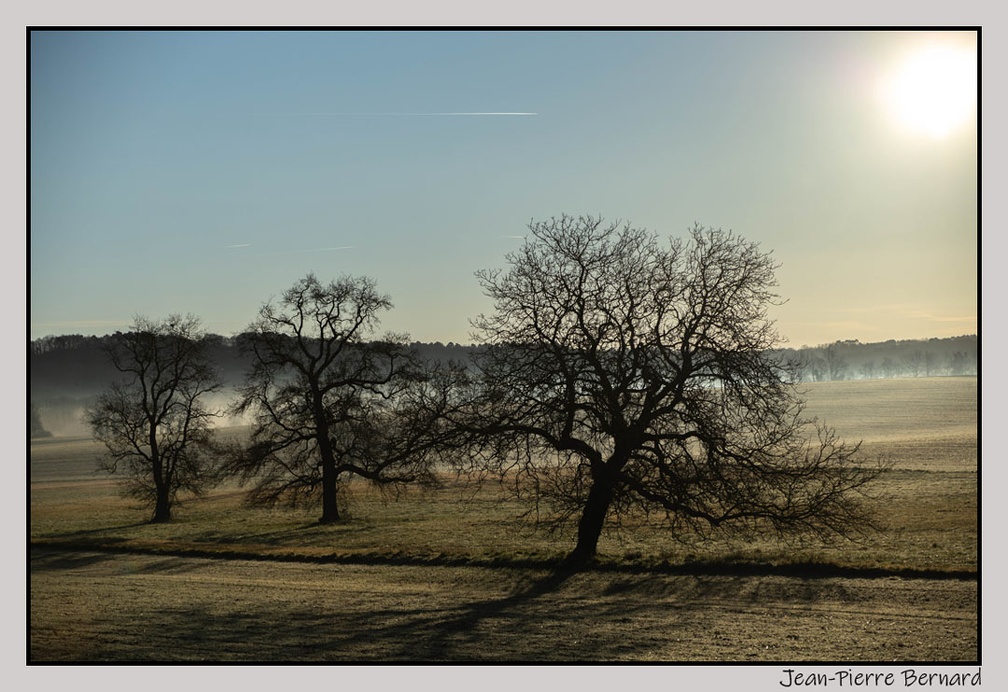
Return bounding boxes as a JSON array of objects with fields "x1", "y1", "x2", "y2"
[
  {"x1": 34, "y1": 214, "x2": 911, "y2": 566},
  {"x1": 777, "y1": 336, "x2": 977, "y2": 382}
]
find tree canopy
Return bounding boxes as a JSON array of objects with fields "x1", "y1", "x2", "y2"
[
  {"x1": 229, "y1": 273, "x2": 437, "y2": 522},
  {"x1": 85, "y1": 315, "x2": 223, "y2": 522},
  {"x1": 443, "y1": 215, "x2": 886, "y2": 565}
]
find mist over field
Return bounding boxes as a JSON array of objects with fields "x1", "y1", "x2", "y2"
[
  {"x1": 30, "y1": 333, "x2": 976, "y2": 439},
  {"x1": 31, "y1": 391, "x2": 249, "y2": 438},
  {"x1": 32, "y1": 399, "x2": 89, "y2": 438}
]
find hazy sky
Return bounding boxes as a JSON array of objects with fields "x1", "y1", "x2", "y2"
[{"x1": 29, "y1": 29, "x2": 977, "y2": 347}]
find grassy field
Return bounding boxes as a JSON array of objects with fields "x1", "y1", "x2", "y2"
[{"x1": 29, "y1": 377, "x2": 978, "y2": 662}]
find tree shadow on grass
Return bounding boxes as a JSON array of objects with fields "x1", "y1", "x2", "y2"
[
  {"x1": 61, "y1": 567, "x2": 657, "y2": 662},
  {"x1": 30, "y1": 546, "x2": 214, "y2": 576},
  {"x1": 31, "y1": 550, "x2": 978, "y2": 663},
  {"x1": 30, "y1": 549, "x2": 120, "y2": 573},
  {"x1": 184, "y1": 521, "x2": 327, "y2": 546},
  {"x1": 41, "y1": 521, "x2": 151, "y2": 539},
  {"x1": 396, "y1": 566, "x2": 581, "y2": 660}
]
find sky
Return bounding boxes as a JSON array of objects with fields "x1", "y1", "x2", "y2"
[{"x1": 29, "y1": 29, "x2": 978, "y2": 348}]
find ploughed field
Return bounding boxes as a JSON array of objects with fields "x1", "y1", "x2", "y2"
[{"x1": 30, "y1": 377, "x2": 978, "y2": 662}]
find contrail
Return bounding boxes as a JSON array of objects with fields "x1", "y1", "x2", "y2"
[
  {"x1": 262, "y1": 246, "x2": 356, "y2": 256},
  {"x1": 228, "y1": 244, "x2": 356, "y2": 257},
  {"x1": 253, "y1": 111, "x2": 538, "y2": 117},
  {"x1": 420, "y1": 112, "x2": 538, "y2": 116}
]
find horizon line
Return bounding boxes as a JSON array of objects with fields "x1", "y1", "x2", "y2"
[{"x1": 29, "y1": 330, "x2": 977, "y2": 346}]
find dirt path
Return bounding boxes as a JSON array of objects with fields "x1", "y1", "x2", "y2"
[{"x1": 30, "y1": 547, "x2": 977, "y2": 662}]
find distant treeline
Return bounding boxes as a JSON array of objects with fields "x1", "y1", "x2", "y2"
[
  {"x1": 30, "y1": 332, "x2": 978, "y2": 394},
  {"x1": 29, "y1": 333, "x2": 475, "y2": 398},
  {"x1": 771, "y1": 335, "x2": 977, "y2": 383},
  {"x1": 29, "y1": 332, "x2": 976, "y2": 436}
]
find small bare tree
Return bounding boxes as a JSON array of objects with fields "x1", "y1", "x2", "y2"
[
  {"x1": 446, "y1": 215, "x2": 886, "y2": 566},
  {"x1": 31, "y1": 402, "x2": 52, "y2": 439},
  {"x1": 86, "y1": 315, "x2": 223, "y2": 522},
  {"x1": 823, "y1": 342, "x2": 849, "y2": 381},
  {"x1": 229, "y1": 274, "x2": 437, "y2": 523}
]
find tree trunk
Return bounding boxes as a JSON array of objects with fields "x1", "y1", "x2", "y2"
[
  {"x1": 314, "y1": 396, "x2": 341, "y2": 524},
  {"x1": 150, "y1": 433, "x2": 171, "y2": 523},
  {"x1": 152, "y1": 485, "x2": 172, "y2": 522},
  {"x1": 319, "y1": 458, "x2": 340, "y2": 523},
  {"x1": 566, "y1": 477, "x2": 615, "y2": 568}
]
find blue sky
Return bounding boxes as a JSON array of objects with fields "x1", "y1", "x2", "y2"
[{"x1": 29, "y1": 29, "x2": 977, "y2": 347}]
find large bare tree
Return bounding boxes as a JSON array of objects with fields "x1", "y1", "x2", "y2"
[
  {"x1": 229, "y1": 274, "x2": 436, "y2": 523},
  {"x1": 86, "y1": 315, "x2": 223, "y2": 522},
  {"x1": 451, "y1": 215, "x2": 886, "y2": 566}
]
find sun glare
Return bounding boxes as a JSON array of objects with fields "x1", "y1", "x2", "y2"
[{"x1": 878, "y1": 43, "x2": 977, "y2": 139}]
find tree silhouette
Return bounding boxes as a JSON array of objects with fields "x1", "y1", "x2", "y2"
[
  {"x1": 447, "y1": 215, "x2": 886, "y2": 566},
  {"x1": 229, "y1": 274, "x2": 436, "y2": 523},
  {"x1": 86, "y1": 315, "x2": 223, "y2": 522}
]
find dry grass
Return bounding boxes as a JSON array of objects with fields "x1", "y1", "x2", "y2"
[
  {"x1": 29, "y1": 376, "x2": 978, "y2": 662},
  {"x1": 31, "y1": 377, "x2": 977, "y2": 573},
  {"x1": 29, "y1": 468, "x2": 977, "y2": 574},
  {"x1": 30, "y1": 547, "x2": 976, "y2": 662}
]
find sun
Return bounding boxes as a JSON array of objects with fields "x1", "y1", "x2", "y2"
[{"x1": 878, "y1": 42, "x2": 977, "y2": 139}]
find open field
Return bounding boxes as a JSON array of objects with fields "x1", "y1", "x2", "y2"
[
  {"x1": 30, "y1": 548, "x2": 975, "y2": 662},
  {"x1": 30, "y1": 377, "x2": 978, "y2": 662}
]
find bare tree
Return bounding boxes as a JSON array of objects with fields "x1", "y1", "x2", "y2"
[
  {"x1": 30, "y1": 402, "x2": 52, "y2": 439},
  {"x1": 86, "y1": 315, "x2": 223, "y2": 522},
  {"x1": 881, "y1": 356, "x2": 900, "y2": 379},
  {"x1": 905, "y1": 350, "x2": 926, "y2": 377},
  {"x1": 823, "y1": 342, "x2": 849, "y2": 381},
  {"x1": 229, "y1": 274, "x2": 436, "y2": 523},
  {"x1": 446, "y1": 215, "x2": 886, "y2": 567},
  {"x1": 948, "y1": 351, "x2": 975, "y2": 376},
  {"x1": 923, "y1": 350, "x2": 938, "y2": 377}
]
